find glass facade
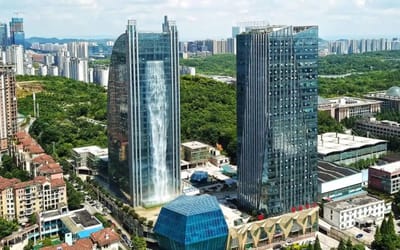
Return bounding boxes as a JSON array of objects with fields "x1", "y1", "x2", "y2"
[
  {"x1": 9, "y1": 18, "x2": 24, "y2": 46},
  {"x1": 107, "y1": 16, "x2": 180, "y2": 207},
  {"x1": 236, "y1": 26, "x2": 319, "y2": 216},
  {"x1": 154, "y1": 195, "x2": 228, "y2": 250}
]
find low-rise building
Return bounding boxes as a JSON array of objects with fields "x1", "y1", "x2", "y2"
[
  {"x1": 323, "y1": 195, "x2": 385, "y2": 230},
  {"x1": 318, "y1": 132, "x2": 387, "y2": 165},
  {"x1": 369, "y1": 161, "x2": 400, "y2": 194},
  {"x1": 318, "y1": 96, "x2": 381, "y2": 122},
  {"x1": 14, "y1": 131, "x2": 45, "y2": 175},
  {"x1": 355, "y1": 118, "x2": 400, "y2": 139},
  {"x1": 181, "y1": 141, "x2": 209, "y2": 168},
  {"x1": 71, "y1": 145, "x2": 108, "y2": 180},
  {"x1": 318, "y1": 161, "x2": 368, "y2": 201},
  {"x1": 209, "y1": 147, "x2": 230, "y2": 168},
  {"x1": 365, "y1": 86, "x2": 400, "y2": 112}
]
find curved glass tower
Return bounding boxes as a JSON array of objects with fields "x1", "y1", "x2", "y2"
[
  {"x1": 237, "y1": 26, "x2": 319, "y2": 216},
  {"x1": 107, "y1": 16, "x2": 180, "y2": 207}
]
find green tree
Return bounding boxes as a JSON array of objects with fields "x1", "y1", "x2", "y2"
[
  {"x1": 131, "y1": 235, "x2": 147, "y2": 250},
  {"x1": 337, "y1": 239, "x2": 346, "y2": 250},
  {"x1": 313, "y1": 236, "x2": 322, "y2": 250},
  {"x1": 372, "y1": 225, "x2": 382, "y2": 250},
  {"x1": 23, "y1": 240, "x2": 34, "y2": 250},
  {"x1": 306, "y1": 242, "x2": 313, "y2": 250},
  {"x1": 3, "y1": 246, "x2": 10, "y2": 250},
  {"x1": 66, "y1": 182, "x2": 83, "y2": 210},
  {"x1": 318, "y1": 111, "x2": 344, "y2": 134},
  {"x1": 345, "y1": 238, "x2": 352, "y2": 250},
  {"x1": 28, "y1": 213, "x2": 37, "y2": 224},
  {"x1": 0, "y1": 217, "x2": 18, "y2": 239}
]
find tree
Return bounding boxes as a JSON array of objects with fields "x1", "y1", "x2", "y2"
[
  {"x1": 28, "y1": 213, "x2": 37, "y2": 224},
  {"x1": 306, "y1": 242, "x2": 313, "y2": 250},
  {"x1": 0, "y1": 217, "x2": 18, "y2": 239},
  {"x1": 345, "y1": 238, "x2": 352, "y2": 250},
  {"x1": 42, "y1": 237, "x2": 52, "y2": 247},
  {"x1": 337, "y1": 239, "x2": 346, "y2": 250},
  {"x1": 131, "y1": 235, "x2": 147, "y2": 250},
  {"x1": 372, "y1": 225, "x2": 382, "y2": 250},
  {"x1": 23, "y1": 240, "x2": 34, "y2": 250},
  {"x1": 66, "y1": 182, "x2": 83, "y2": 210},
  {"x1": 313, "y1": 236, "x2": 322, "y2": 250}
]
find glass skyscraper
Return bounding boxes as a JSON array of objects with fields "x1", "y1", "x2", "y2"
[
  {"x1": 107, "y1": 16, "x2": 180, "y2": 207},
  {"x1": 9, "y1": 17, "x2": 24, "y2": 46},
  {"x1": 236, "y1": 25, "x2": 318, "y2": 216}
]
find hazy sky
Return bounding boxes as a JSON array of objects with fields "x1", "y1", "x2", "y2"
[{"x1": 1, "y1": 0, "x2": 399, "y2": 40}]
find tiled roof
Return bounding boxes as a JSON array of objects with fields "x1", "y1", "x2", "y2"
[
  {"x1": 38, "y1": 163, "x2": 63, "y2": 174},
  {"x1": 90, "y1": 227, "x2": 120, "y2": 247},
  {"x1": 40, "y1": 238, "x2": 93, "y2": 250},
  {"x1": 27, "y1": 144, "x2": 45, "y2": 154},
  {"x1": 16, "y1": 131, "x2": 30, "y2": 140},
  {"x1": 0, "y1": 177, "x2": 20, "y2": 191},
  {"x1": 13, "y1": 176, "x2": 47, "y2": 189},
  {"x1": 32, "y1": 154, "x2": 55, "y2": 164},
  {"x1": 50, "y1": 178, "x2": 66, "y2": 188}
]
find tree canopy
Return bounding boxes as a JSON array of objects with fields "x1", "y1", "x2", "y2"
[{"x1": 180, "y1": 54, "x2": 236, "y2": 76}]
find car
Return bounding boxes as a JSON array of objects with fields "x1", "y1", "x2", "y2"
[
  {"x1": 355, "y1": 233, "x2": 363, "y2": 239},
  {"x1": 121, "y1": 234, "x2": 129, "y2": 242},
  {"x1": 363, "y1": 228, "x2": 372, "y2": 233}
]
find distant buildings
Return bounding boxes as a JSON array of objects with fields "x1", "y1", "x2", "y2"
[
  {"x1": 318, "y1": 96, "x2": 381, "y2": 122},
  {"x1": 0, "y1": 64, "x2": 17, "y2": 153},
  {"x1": 236, "y1": 25, "x2": 319, "y2": 215},
  {"x1": 317, "y1": 132, "x2": 387, "y2": 164},
  {"x1": 9, "y1": 17, "x2": 24, "y2": 46},
  {"x1": 328, "y1": 38, "x2": 400, "y2": 55},
  {"x1": 5, "y1": 45, "x2": 24, "y2": 75},
  {"x1": 108, "y1": 16, "x2": 181, "y2": 207}
]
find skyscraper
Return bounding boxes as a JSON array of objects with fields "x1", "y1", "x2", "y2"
[
  {"x1": 236, "y1": 25, "x2": 318, "y2": 216},
  {"x1": 0, "y1": 64, "x2": 17, "y2": 153},
  {"x1": 5, "y1": 45, "x2": 24, "y2": 75},
  {"x1": 108, "y1": 16, "x2": 180, "y2": 207},
  {"x1": 0, "y1": 23, "x2": 7, "y2": 48},
  {"x1": 9, "y1": 17, "x2": 24, "y2": 46}
]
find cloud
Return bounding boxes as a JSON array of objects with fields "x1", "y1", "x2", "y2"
[{"x1": 0, "y1": 0, "x2": 399, "y2": 40}]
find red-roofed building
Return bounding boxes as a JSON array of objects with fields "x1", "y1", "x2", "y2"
[
  {"x1": 90, "y1": 227, "x2": 120, "y2": 249},
  {"x1": 38, "y1": 163, "x2": 63, "y2": 180},
  {"x1": 0, "y1": 177, "x2": 20, "y2": 221},
  {"x1": 40, "y1": 238, "x2": 94, "y2": 250}
]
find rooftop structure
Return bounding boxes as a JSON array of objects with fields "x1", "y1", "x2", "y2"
[
  {"x1": 60, "y1": 210, "x2": 103, "y2": 238},
  {"x1": 318, "y1": 132, "x2": 387, "y2": 164},
  {"x1": 181, "y1": 141, "x2": 210, "y2": 168},
  {"x1": 154, "y1": 195, "x2": 228, "y2": 250},
  {"x1": 318, "y1": 96, "x2": 381, "y2": 122}
]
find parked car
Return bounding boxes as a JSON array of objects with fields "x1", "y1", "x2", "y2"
[
  {"x1": 355, "y1": 233, "x2": 363, "y2": 239},
  {"x1": 363, "y1": 228, "x2": 372, "y2": 233}
]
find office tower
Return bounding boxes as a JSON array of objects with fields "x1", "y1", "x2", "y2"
[
  {"x1": 0, "y1": 64, "x2": 17, "y2": 153},
  {"x1": 9, "y1": 17, "x2": 24, "y2": 46},
  {"x1": 236, "y1": 25, "x2": 319, "y2": 216},
  {"x1": 108, "y1": 16, "x2": 180, "y2": 207},
  {"x1": 0, "y1": 23, "x2": 7, "y2": 48},
  {"x1": 5, "y1": 45, "x2": 24, "y2": 75}
]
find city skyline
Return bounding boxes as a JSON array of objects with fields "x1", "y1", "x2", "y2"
[{"x1": 1, "y1": 0, "x2": 400, "y2": 40}]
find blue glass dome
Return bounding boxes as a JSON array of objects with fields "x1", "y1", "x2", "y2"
[{"x1": 386, "y1": 86, "x2": 400, "y2": 97}]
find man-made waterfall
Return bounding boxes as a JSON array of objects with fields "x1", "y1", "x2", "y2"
[{"x1": 145, "y1": 60, "x2": 170, "y2": 204}]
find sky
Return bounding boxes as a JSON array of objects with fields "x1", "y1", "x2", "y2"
[{"x1": 1, "y1": 0, "x2": 400, "y2": 41}]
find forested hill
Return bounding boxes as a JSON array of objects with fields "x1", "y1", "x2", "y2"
[{"x1": 16, "y1": 75, "x2": 237, "y2": 161}]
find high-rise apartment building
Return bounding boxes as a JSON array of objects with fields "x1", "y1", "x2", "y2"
[
  {"x1": 5, "y1": 45, "x2": 24, "y2": 75},
  {"x1": 108, "y1": 16, "x2": 180, "y2": 207},
  {"x1": 9, "y1": 17, "x2": 24, "y2": 46},
  {"x1": 236, "y1": 25, "x2": 319, "y2": 216},
  {"x1": 0, "y1": 23, "x2": 7, "y2": 48},
  {"x1": 0, "y1": 64, "x2": 17, "y2": 153}
]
